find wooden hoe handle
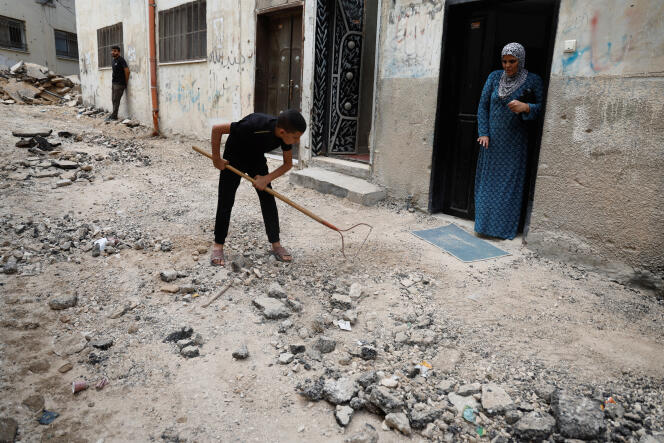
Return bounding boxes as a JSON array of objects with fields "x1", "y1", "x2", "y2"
[{"x1": 192, "y1": 146, "x2": 338, "y2": 231}]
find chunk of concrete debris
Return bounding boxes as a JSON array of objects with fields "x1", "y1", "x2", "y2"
[
  {"x1": 447, "y1": 392, "x2": 480, "y2": 415},
  {"x1": 323, "y1": 377, "x2": 359, "y2": 404},
  {"x1": 3, "y1": 257, "x2": 18, "y2": 274},
  {"x1": 252, "y1": 297, "x2": 290, "y2": 319},
  {"x1": 278, "y1": 352, "x2": 294, "y2": 365},
  {"x1": 384, "y1": 412, "x2": 411, "y2": 435},
  {"x1": 457, "y1": 382, "x2": 481, "y2": 396},
  {"x1": 160, "y1": 284, "x2": 179, "y2": 294},
  {"x1": 164, "y1": 326, "x2": 193, "y2": 343},
  {"x1": 160, "y1": 269, "x2": 178, "y2": 282},
  {"x1": 296, "y1": 377, "x2": 325, "y2": 401},
  {"x1": 335, "y1": 405, "x2": 354, "y2": 427},
  {"x1": 267, "y1": 282, "x2": 287, "y2": 299},
  {"x1": 180, "y1": 346, "x2": 199, "y2": 358},
  {"x1": 514, "y1": 411, "x2": 556, "y2": 440},
  {"x1": 369, "y1": 386, "x2": 404, "y2": 414},
  {"x1": 48, "y1": 294, "x2": 78, "y2": 310},
  {"x1": 344, "y1": 423, "x2": 378, "y2": 443},
  {"x1": 348, "y1": 282, "x2": 363, "y2": 299},
  {"x1": 90, "y1": 338, "x2": 113, "y2": 350},
  {"x1": 551, "y1": 390, "x2": 606, "y2": 440},
  {"x1": 313, "y1": 336, "x2": 336, "y2": 353},
  {"x1": 232, "y1": 345, "x2": 249, "y2": 360},
  {"x1": 331, "y1": 293, "x2": 353, "y2": 310},
  {"x1": 481, "y1": 383, "x2": 513, "y2": 415}
]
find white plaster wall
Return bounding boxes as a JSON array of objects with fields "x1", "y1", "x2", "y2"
[
  {"x1": 371, "y1": 0, "x2": 444, "y2": 207},
  {"x1": 75, "y1": 0, "x2": 151, "y2": 123},
  {"x1": 0, "y1": 0, "x2": 79, "y2": 75}
]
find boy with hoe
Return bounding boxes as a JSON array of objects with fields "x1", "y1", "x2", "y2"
[{"x1": 209, "y1": 110, "x2": 306, "y2": 266}]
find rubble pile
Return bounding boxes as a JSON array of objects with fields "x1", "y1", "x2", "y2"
[
  {"x1": 0, "y1": 213, "x2": 157, "y2": 276},
  {"x1": 1, "y1": 61, "x2": 82, "y2": 106},
  {"x1": 82, "y1": 133, "x2": 151, "y2": 165}
]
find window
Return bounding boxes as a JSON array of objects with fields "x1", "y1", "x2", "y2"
[
  {"x1": 55, "y1": 30, "x2": 78, "y2": 59},
  {"x1": 0, "y1": 16, "x2": 27, "y2": 51},
  {"x1": 159, "y1": 0, "x2": 206, "y2": 63},
  {"x1": 97, "y1": 23, "x2": 123, "y2": 68}
]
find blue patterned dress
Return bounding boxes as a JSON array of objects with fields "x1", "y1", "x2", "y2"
[{"x1": 475, "y1": 70, "x2": 544, "y2": 239}]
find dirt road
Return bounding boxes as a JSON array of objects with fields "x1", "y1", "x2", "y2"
[{"x1": 1, "y1": 103, "x2": 662, "y2": 442}]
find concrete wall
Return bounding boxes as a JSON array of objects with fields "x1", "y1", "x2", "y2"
[
  {"x1": 371, "y1": 0, "x2": 444, "y2": 207},
  {"x1": 76, "y1": 0, "x2": 151, "y2": 123},
  {"x1": 0, "y1": 0, "x2": 79, "y2": 75},
  {"x1": 76, "y1": 0, "x2": 312, "y2": 144},
  {"x1": 528, "y1": 0, "x2": 664, "y2": 290}
]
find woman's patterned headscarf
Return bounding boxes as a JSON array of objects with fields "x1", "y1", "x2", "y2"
[{"x1": 498, "y1": 43, "x2": 528, "y2": 99}]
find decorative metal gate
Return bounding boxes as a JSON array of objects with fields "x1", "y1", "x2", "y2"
[{"x1": 311, "y1": 0, "x2": 364, "y2": 155}]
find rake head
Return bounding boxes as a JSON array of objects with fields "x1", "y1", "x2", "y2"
[{"x1": 335, "y1": 223, "x2": 373, "y2": 260}]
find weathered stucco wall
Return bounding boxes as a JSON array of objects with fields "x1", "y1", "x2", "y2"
[
  {"x1": 371, "y1": 0, "x2": 444, "y2": 208},
  {"x1": 76, "y1": 0, "x2": 310, "y2": 144},
  {"x1": 0, "y1": 0, "x2": 79, "y2": 75},
  {"x1": 76, "y1": 0, "x2": 151, "y2": 123},
  {"x1": 529, "y1": 0, "x2": 664, "y2": 290}
]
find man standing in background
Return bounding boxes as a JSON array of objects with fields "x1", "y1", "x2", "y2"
[{"x1": 106, "y1": 45, "x2": 129, "y2": 121}]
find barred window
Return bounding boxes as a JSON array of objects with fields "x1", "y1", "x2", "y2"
[
  {"x1": 0, "y1": 15, "x2": 27, "y2": 51},
  {"x1": 159, "y1": 0, "x2": 206, "y2": 63},
  {"x1": 97, "y1": 23, "x2": 123, "y2": 68},
  {"x1": 55, "y1": 30, "x2": 78, "y2": 59}
]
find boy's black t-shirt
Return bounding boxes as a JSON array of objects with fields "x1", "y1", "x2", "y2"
[
  {"x1": 111, "y1": 56, "x2": 128, "y2": 86},
  {"x1": 223, "y1": 113, "x2": 292, "y2": 162}
]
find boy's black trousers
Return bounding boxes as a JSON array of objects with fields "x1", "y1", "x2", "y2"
[{"x1": 214, "y1": 157, "x2": 280, "y2": 245}]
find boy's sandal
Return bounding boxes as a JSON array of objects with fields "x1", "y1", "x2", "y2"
[
  {"x1": 210, "y1": 249, "x2": 225, "y2": 267},
  {"x1": 271, "y1": 246, "x2": 292, "y2": 262}
]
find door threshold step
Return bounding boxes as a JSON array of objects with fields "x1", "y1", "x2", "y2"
[
  {"x1": 289, "y1": 167, "x2": 386, "y2": 206},
  {"x1": 308, "y1": 156, "x2": 370, "y2": 179}
]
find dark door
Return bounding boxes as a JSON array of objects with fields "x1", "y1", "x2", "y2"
[
  {"x1": 255, "y1": 9, "x2": 303, "y2": 116},
  {"x1": 430, "y1": 0, "x2": 558, "y2": 227}
]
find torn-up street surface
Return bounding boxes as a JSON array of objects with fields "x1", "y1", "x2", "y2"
[{"x1": 1, "y1": 103, "x2": 663, "y2": 443}]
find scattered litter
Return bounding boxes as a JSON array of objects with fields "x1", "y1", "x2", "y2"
[
  {"x1": 95, "y1": 377, "x2": 109, "y2": 390},
  {"x1": 38, "y1": 410, "x2": 59, "y2": 425},
  {"x1": 602, "y1": 396, "x2": 617, "y2": 410},
  {"x1": 414, "y1": 360, "x2": 432, "y2": 377},
  {"x1": 463, "y1": 405, "x2": 476, "y2": 423},
  {"x1": 476, "y1": 426, "x2": 485, "y2": 437},
  {"x1": 72, "y1": 380, "x2": 88, "y2": 394},
  {"x1": 337, "y1": 319, "x2": 352, "y2": 331},
  {"x1": 94, "y1": 238, "x2": 108, "y2": 252}
]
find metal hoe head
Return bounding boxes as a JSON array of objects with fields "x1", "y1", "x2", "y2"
[{"x1": 335, "y1": 223, "x2": 373, "y2": 260}]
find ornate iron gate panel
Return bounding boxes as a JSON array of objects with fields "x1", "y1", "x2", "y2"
[{"x1": 312, "y1": 0, "x2": 364, "y2": 155}]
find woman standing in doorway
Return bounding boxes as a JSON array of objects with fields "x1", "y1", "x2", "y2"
[{"x1": 475, "y1": 42, "x2": 544, "y2": 239}]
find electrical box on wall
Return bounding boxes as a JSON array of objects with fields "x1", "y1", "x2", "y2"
[{"x1": 563, "y1": 40, "x2": 577, "y2": 53}]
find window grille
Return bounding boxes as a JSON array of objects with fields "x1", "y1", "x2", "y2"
[
  {"x1": 159, "y1": 0, "x2": 206, "y2": 63},
  {"x1": 55, "y1": 29, "x2": 78, "y2": 59},
  {"x1": 97, "y1": 23, "x2": 123, "y2": 68},
  {"x1": 0, "y1": 15, "x2": 27, "y2": 51}
]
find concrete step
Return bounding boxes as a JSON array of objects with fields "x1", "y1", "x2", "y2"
[
  {"x1": 308, "y1": 156, "x2": 370, "y2": 179},
  {"x1": 289, "y1": 167, "x2": 386, "y2": 206}
]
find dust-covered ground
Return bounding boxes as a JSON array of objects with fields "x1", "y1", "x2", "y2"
[{"x1": 0, "y1": 103, "x2": 663, "y2": 443}]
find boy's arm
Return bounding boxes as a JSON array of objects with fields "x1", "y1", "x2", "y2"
[
  {"x1": 253, "y1": 149, "x2": 293, "y2": 191},
  {"x1": 211, "y1": 123, "x2": 231, "y2": 170}
]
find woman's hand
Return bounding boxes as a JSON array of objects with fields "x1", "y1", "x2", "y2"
[
  {"x1": 477, "y1": 136, "x2": 489, "y2": 149},
  {"x1": 507, "y1": 100, "x2": 530, "y2": 114}
]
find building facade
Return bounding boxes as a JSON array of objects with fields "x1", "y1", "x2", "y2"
[
  {"x1": 75, "y1": 0, "x2": 664, "y2": 290},
  {"x1": 0, "y1": 0, "x2": 79, "y2": 75}
]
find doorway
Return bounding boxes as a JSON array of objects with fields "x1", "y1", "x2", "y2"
[
  {"x1": 309, "y1": 0, "x2": 378, "y2": 163},
  {"x1": 255, "y1": 7, "x2": 303, "y2": 156},
  {"x1": 429, "y1": 0, "x2": 559, "y2": 232}
]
